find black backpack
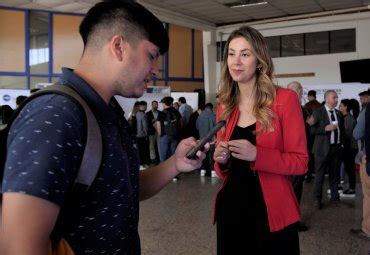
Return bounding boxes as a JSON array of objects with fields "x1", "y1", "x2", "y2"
[
  {"x1": 0, "y1": 84, "x2": 103, "y2": 196},
  {"x1": 164, "y1": 109, "x2": 180, "y2": 137}
]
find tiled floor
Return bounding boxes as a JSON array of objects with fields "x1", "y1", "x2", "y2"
[{"x1": 139, "y1": 171, "x2": 369, "y2": 255}]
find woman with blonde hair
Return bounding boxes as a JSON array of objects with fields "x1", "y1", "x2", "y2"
[{"x1": 213, "y1": 26, "x2": 308, "y2": 254}]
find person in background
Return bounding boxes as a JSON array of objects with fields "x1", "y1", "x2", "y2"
[
  {"x1": 178, "y1": 97, "x2": 193, "y2": 127},
  {"x1": 158, "y1": 96, "x2": 183, "y2": 181},
  {"x1": 304, "y1": 90, "x2": 322, "y2": 116},
  {"x1": 287, "y1": 81, "x2": 309, "y2": 232},
  {"x1": 188, "y1": 108, "x2": 202, "y2": 140},
  {"x1": 196, "y1": 103, "x2": 216, "y2": 177},
  {"x1": 136, "y1": 101, "x2": 150, "y2": 167},
  {"x1": 0, "y1": 105, "x2": 14, "y2": 126},
  {"x1": 311, "y1": 90, "x2": 345, "y2": 209},
  {"x1": 128, "y1": 101, "x2": 140, "y2": 136},
  {"x1": 15, "y1": 96, "x2": 28, "y2": 108},
  {"x1": 213, "y1": 26, "x2": 308, "y2": 254},
  {"x1": 349, "y1": 98, "x2": 360, "y2": 120},
  {"x1": 351, "y1": 102, "x2": 370, "y2": 240},
  {"x1": 338, "y1": 99, "x2": 358, "y2": 197},
  {"x1": 304, "y1": 89, "x2": 322, "y2": 181},
  {"x1": 0, "y1": 1, "x2": 207, "y2": 254},
  {"x1": 173, "y1": 101, "x2": 180, "y2": 111},
  {"x1": 359, "y1": 90, "x2": 369, "y2": 110},
  {"x1": 146, "y1": 100, "x2": 162, "y2": 164}
]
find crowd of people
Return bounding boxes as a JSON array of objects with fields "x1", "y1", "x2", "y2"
[
  {"x1": 126, "y1": 96, "x2": 217, "y2": 180},
  {"x1": 0, "y1": 1, "x2": 369, "y2": 254}
]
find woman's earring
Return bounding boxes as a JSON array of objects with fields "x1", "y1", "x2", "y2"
[{"x1": 257, "y1": 66, "x2": 262, "y2": 72}]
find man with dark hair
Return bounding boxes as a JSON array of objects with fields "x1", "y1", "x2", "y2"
[
  {"x1": 359, "y1": 90, "x2": 370, "y2": 110},
  {"x1": 146, "y1": 100, "x2": 162, "y2": 164},
  {"x1": 311, "y1": 90, "x2": 345, "y2": 209},
  {"x1": 158, "y1": 96, "x2": 182, "y2": 162},
  {"x1": 0, "y1": 1, "x2": 206, "y2": 254},
  {"x1": 304, "y1": 90, "x2": 322, "y2": 115},
  {"x1": 178, "y1": 96, "x2": 193, "y2": 127},
  {"x1": 136, "y1": 101, "x2": 150, "y2": 167},
  {"x1": 15, "y1": 95, "x2": 28, "y2": 108}
]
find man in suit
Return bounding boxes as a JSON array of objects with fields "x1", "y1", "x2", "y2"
[{"x1": 311, "y1": 90, "x2": 345, "y2": 209}]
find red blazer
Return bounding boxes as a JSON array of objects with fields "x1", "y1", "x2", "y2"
[{"x1": 214, "y1": 87, "x2": 308, "y2": 232}]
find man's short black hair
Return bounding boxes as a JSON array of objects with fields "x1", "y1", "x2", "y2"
[
  {"x1": 151, "y1": 100, "x2": 158, "y2": 105},
  {"x1": 307, "y1": 90, "x2": 316, "y2": 98},
  {"x1": 160, "y1": 96, "x2": 174, "y2": 106},
  {"x1": 139, "y1": 101, "x2": 147, "y2": 106},
  {"x1": 16, "y1": 95, "x2": 28, "y2": 106},
  {"x1": 178, "y1": 97, "x2": 186, "y2": 104},
  {"x1": 359, "y1": 90, "x2": 369, "y2": 96},
  {"x1": 204, "y1": 103, "x2": 213, "y2": 110},
  {"x1": 79, "y1": 0, "x2": 169, "y2": 54}
]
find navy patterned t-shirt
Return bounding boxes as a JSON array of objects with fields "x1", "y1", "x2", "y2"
[{"x1": 2, "y1": 68, "x2": 141, "y2": 254}]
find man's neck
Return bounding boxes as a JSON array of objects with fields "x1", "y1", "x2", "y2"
[{"x1": 325, "y1": 104, "x2": 334, "y2": 111}]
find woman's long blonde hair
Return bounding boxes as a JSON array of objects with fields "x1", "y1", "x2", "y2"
[{"x1": 218, "y1": 26, "x2": 277, "y2": 137}]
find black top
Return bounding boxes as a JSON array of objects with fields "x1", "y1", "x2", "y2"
[{"x1": 216, "y1": 123, "x2": 269, "y2": 231}]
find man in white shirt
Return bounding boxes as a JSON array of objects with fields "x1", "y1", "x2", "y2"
[{"x1": 311, "y1": 90, "x2": 345, "y2": 209}]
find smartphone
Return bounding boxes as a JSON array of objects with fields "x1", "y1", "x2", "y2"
[{"x1": 186, "y1": 120, "x2": 226, "y2": 159}]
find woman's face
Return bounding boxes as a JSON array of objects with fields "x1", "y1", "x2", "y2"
[
  {"x1": 339, "y1": 103, "x2": 347, "y2": 114},
  {"x1": 227, "y1": 37, "x2": 259, "y2": 86}
]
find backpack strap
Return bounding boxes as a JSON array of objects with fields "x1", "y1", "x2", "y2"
[
  {"x1": 31, "y1": 85, "x2": 103, "y2": 189},
  {"x1": 3, "y1": 84, "x2": 102, "y2": 189}
]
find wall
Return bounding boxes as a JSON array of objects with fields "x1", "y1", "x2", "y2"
[
  {"x1": 0, "y1": 6, "x2": 204, "y2": 93},
  {"x1": 215, "y1": 12, "x2": 370, "y2": 87}
]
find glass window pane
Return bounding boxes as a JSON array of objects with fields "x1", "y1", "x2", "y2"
[
  {"x1": 217, "y1": 41, "x2": 226, "y2": 62},
  {"x1": 330, "y1": 29, "x2": 356, "y2": 53},
  {"x1": 30, "y1": 11, "x2": 49, "y2": 74},
  {"x1": 265, "y1": 36, "x2": 280, "y2": 58},
  {"x1": 305, "y1": 31, "x2": 329, "y2": 55},
  {"x1": 281, "y1": 34, "x2": 304, "y2": 57},
  {"x1": 0, "y1": 75, "x2": 27, "y2": 89},
  {"x1": 30, "y1": 76, "x2": 49, "y2": 89}
]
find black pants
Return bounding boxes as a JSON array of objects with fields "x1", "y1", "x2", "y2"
[
  {"x1": 200, "y1": 144, "x2": 215, "y2": 176},
  {"x1": 343, "y1": 148, "x2": 357, "y2": 190},
  {"x1": 292, "y1": 174, "x2": 306, "y2": 204},
  {"x1": 137, "y1": 136, "x2": 149, "y2": 165},
  {"x1": 217, "y1": 220, "x2": 299, "y2": 255},
  {"x1": 314, "y1": 144, "x2": 343, "y2": 201}
]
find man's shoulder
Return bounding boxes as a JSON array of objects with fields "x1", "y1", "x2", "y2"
[{"x1": 13, "y1": 94, "x2": 85, "y2": 125}]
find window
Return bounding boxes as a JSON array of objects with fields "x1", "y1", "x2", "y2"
[
  {"x1": 217, "y1": 41, "x2": 226, "y2": 62},
  {"x1": 305, "y1": 31, "x2": 329, "y2": 55},
  {"x1": 281, "y1": 34, "x2": 304, "y2": 57},
  {"x1": 29, "y1": 11, "x2": 50, "y2": 74},
  {"x1": 265, "y1": 36, "x2": 280, "y2": 58},
  {"x1": 330, "y1": 29, "x2": 356, "y2": 53}
]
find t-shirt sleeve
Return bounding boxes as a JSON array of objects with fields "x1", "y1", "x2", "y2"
[{"x1": 2, "y1": 94, "x2": 86, "y2": 207}]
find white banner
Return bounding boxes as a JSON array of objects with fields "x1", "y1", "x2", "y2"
[
  {"x1": 0, "y1": 89, "x2": 30, "y2": 109},
  {"x1": 170, "y1": 92, "x2": 199, "y2": 111}
]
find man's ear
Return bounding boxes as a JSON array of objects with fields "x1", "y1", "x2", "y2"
[{"x1": 110, "y1": 34, "x2": 126, "y2": 61}]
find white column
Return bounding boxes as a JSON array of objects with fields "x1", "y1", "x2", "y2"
[{"x1": 203, "y1": 30, "x2": 218, "y2": 105}]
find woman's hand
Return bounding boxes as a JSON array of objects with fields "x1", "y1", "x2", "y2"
[
  {"x1": 228, "y1": 139, "x2": 256, "y2": 161},
  {"x1": 214, "y1": 141, "x2": 230, "y2": 164}
]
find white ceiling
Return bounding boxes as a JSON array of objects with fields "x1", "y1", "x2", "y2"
[{"x1": 1, "y1": 0, "x2": 370, "y2": 29}]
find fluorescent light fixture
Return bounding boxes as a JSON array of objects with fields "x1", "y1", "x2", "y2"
[{"x1": 224, "y1": 1, "x2": 269, "y2": 8}]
